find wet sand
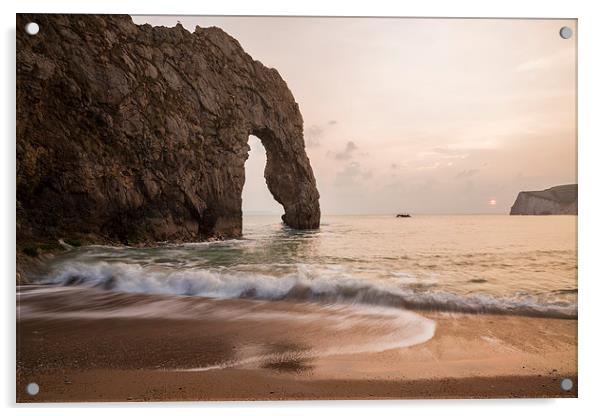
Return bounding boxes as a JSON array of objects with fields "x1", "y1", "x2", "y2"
[{"x1": 16, "y1": 286, "x2": 577, "y2": 402}]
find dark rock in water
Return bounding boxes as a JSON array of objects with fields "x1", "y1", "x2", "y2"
[
  {"x1": 510, "y1": 184, "x2": 577, "y2": 215},
  {"x1": 16, "y1": 14, "x2": 320, "y2": 245}
]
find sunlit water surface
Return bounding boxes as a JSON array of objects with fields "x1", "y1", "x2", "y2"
[{"x1": 23, "y1": 215, "x2": 577, "y2": 319}]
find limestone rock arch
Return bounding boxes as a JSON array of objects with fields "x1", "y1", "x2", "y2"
[{"x1": 16, "y1": 14, "x2": 320, "y2": 244}]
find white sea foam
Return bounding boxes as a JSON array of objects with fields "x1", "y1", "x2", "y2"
[
  {"x1": 36, "y1": 260, "x2": 577, "y2": 318},
  {"x1": 18, "y1": 285, "x2": 437, "y2": 370}
]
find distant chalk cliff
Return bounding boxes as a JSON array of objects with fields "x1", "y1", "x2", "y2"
[{"x1": 510, "y1": 184, "x2": 577, "y2": 215}]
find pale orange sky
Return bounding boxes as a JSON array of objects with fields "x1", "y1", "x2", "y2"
[{"x1": 133, "y1": 16, "x2": 577, "y2": 215}]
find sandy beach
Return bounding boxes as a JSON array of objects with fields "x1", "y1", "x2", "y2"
[{"x1": 16, "y1": 286, "x2": 577, "y2": 402}]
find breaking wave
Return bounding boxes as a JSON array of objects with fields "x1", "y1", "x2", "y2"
[
  {"x1": 37, "y1": 261, "x2": 577, "y2": 319},
  {"x1": 17, "y1": 284, "x2": 437, "y2": 369}
]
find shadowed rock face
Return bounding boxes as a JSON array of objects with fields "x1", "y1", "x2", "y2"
[
  {"x1": 510, "y1": 184, "x2": 577, "y2": 215},
  {"x1": 17, "y1": 14, "x2": 320, "y2": 244}
]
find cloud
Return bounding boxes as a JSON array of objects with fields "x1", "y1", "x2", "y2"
[
  {"x1": 305, "y1": 125, "x2": 324, "y2": 147},
  {"x1": 416, "y1": 162, "x2": 441, "y2": 170},
  {"x1": 514, "y1": 49, "x2": 573, "y2": 73},
  {"x1": 333, "y1": 141, "x2": 358, "y2": 160},
  {"x1": 432, "y1": 147, "x2": 460, "y2": 155},
  {"x1": 305, "y1": 120, "x2": 338, "y2": 147},
  {"x1": 455, "y1": 169, "x2": 480, "y2": 179},
  {"x1": 333, "y1": 161, "x2": 372, "y2": 187},
  {"x1": 515, "y1": 57, "x2": 550, "y2": 73},
  {"x1": 430, "y1": 147, "x2": 470, "y2": 159}
]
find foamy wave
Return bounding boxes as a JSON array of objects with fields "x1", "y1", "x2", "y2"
[
  {"x1": 36, "y1": 261, "x2": 577, "y2": 319},
  {"x1": 18, "y1": 285, "x2": 437, "y2": 369}
]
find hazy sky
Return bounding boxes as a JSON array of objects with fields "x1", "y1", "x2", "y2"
[{"x1": 133, "y1": 16, "x2": 576, "y2": 214}]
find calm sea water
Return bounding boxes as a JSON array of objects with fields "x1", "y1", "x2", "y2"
[{"x1": 27, "y1": 215, "x2": 577, "y2": 319}]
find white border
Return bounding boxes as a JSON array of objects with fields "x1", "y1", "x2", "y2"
[{"x1": 2, "y1": 0, "x2": 601, "y2": 414}]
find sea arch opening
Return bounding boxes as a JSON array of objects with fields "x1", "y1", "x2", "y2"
[{"x1": 242, "y1": 135, "x2": 285, "y2": 225}]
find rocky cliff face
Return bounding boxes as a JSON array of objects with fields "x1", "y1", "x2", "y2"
[
  {"x1": 510, "y1": 184, "x2": 577, "y2": 215},
  {"x1": 17, "y1": 14, "x2": 320, "y2": 245}
]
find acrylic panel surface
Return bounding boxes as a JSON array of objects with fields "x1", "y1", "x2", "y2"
[{"x1": 16, "y1": 14, "x2": 577, "y2": 402}]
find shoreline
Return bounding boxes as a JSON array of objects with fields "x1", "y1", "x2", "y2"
[{"x1": 17, "y1": 288, "x2": 577, "y2": 402}]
